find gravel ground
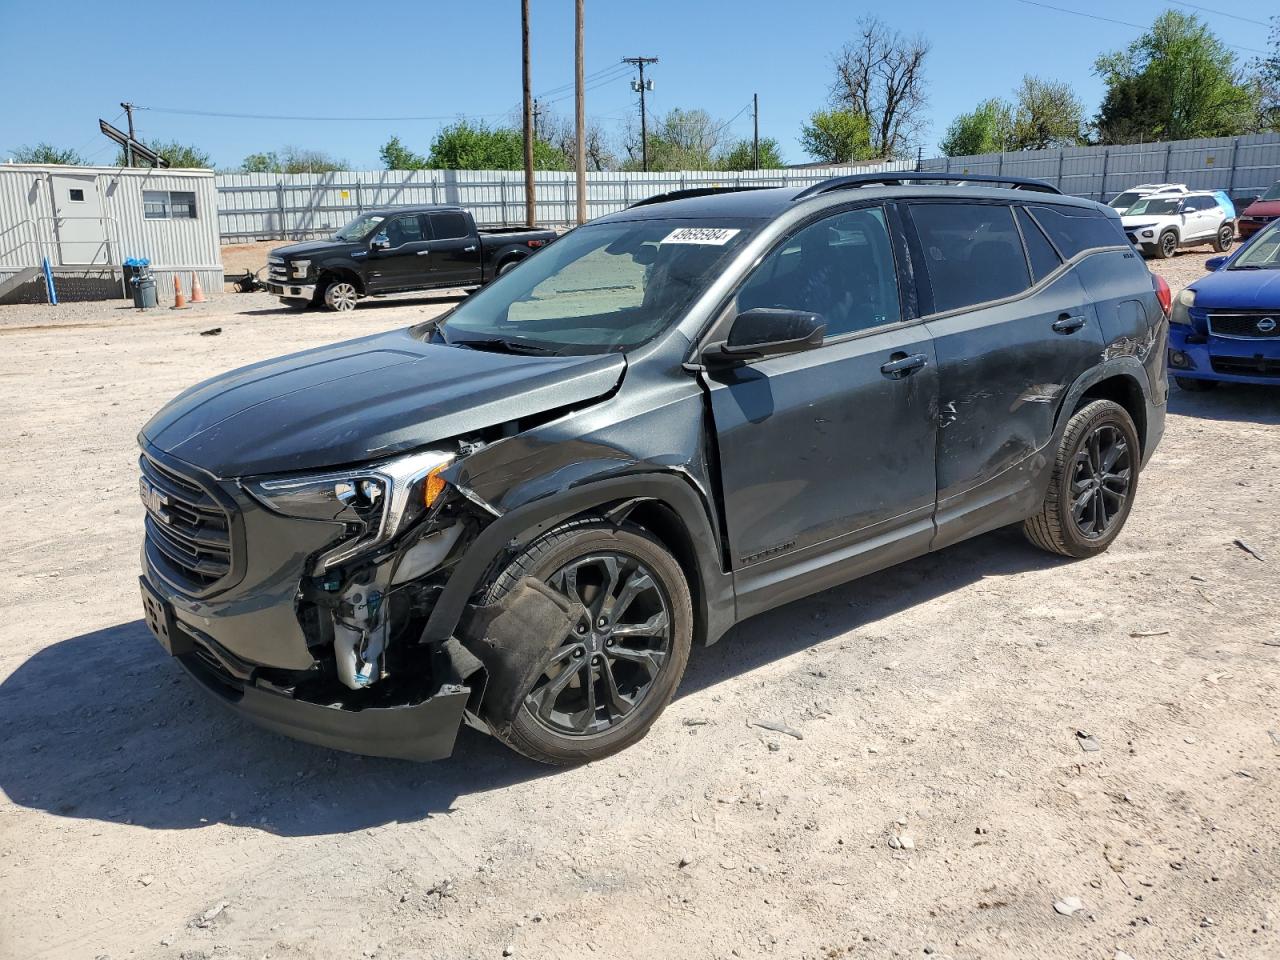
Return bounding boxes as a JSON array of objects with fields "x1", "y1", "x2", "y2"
[{"x1": 1, "y1": 254, "x2": 1277, "y2": 960}]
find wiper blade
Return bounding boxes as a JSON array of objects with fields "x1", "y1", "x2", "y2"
[{"x1": 451, "y1": 337, "x2": 562, "y2": 356}]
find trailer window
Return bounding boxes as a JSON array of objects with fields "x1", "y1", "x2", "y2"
[{"x1": 143, "y1": 190, "x2": 198, "y2": 220}]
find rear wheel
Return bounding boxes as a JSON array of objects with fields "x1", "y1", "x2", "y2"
[
  {"x1": 1213, "y1": 225, "x2": 1234, "y2": 253},
  {"x1": 480, "y1": 520, "x2": 693, "y2": 765},
  {"x1": 1156, "y1": 230, "x2": 1178, "y2": 259},
  {"x1": 1175, "y1": 376, "x2": 1218, "y2": 392},
  {"x1": 321, "y1": 278, "x2": 359, "y2": 312},
  {"x1": 1023, "y1": 399, "x2": 1140, "y2": 559},
  {"x1": 496, "y1": 258, "x2": 522, "y2": 277}
]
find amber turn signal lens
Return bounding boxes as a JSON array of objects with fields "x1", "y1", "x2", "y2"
[{"x1": 423, "y1": 467, "x2": 448, "y2": 508}]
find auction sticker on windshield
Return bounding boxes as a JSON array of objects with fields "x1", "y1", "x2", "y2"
[{"x1": 660, "y1": 227, "x2": 741, "y2": 245}]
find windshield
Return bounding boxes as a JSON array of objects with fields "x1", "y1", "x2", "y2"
[
  {"x1": 1261, "y1": 181, "x2": 1280, "y2": 201},
  {"x1": 1109, "y1": 191, "x2": 1143, "y2": 211},
  {"x1": 426, "y1": 218, "x2": 755, "y2": 355},
  {"x1": 335, "y1": 213, "x2": 385, "y2": 241},
  {"x1": 1230, "y1": 224, "x2": 1280, "y2": 269},
  {"x1": 1126, "y1": 197, "x2": 1180, "y2": 217}
]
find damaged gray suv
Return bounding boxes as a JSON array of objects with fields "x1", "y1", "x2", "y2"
[{"x1": 138, "y1": 173, "x2": 1168, "y2": 765}]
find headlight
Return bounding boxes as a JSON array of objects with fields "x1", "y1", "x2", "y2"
[
  {"x1": 1170, "y1": 288, "x2": 1194, "y2": 326},
  {"x1": 245, "y1": 448, "x2": 454, "y2": 570},
  {"x1": 291, "y1": 259, "x2": 311, "y2": 278}
]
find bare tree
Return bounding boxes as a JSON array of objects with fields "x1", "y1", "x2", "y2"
[{"x1": 829, "y1": 16, "x2": 930, "y2": 158}]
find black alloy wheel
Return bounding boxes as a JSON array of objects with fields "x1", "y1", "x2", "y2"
[{"x1": 1070, "y1": 423, "x2": 1132, "y2": 540}]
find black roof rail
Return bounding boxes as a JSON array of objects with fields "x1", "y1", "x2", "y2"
[
  {"x1": 792, "y1": 172, "x2": 1062, "y2": 201},
  {"x1": 629, "y1": 185, "x2": 776, "y2": 208}
]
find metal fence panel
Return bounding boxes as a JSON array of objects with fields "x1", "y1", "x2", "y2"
[{"x1": 214, "y1": 133, "x2": 1280, "y2": 242}]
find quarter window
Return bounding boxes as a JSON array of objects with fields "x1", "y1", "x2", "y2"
[
  {"x1": 1016, "y1": 207, "x2": 1062, "y2": 282},
  {"x1": 910, "y1": 203, "x2": 1029, "y2": 313},
  {"x1": 737, "y1": 206, "x2": 901, "y2": 338},
  {"x1": 1027, "y1": 205, "x2": 1125, "y2": 259}
]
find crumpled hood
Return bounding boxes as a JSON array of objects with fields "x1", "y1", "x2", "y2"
[
  {"x1": 141, "y1": 328, "x2": 626, "y2": 477},
  {"x1": 1190, "y1": 269, "x2": 1280, "y2": 310}
]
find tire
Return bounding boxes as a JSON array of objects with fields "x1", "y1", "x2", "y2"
[
  {"x1": 1156, "y1": 230, "x2": 1178, "y2": 259},
  {"x1": 1213, "y1": 225, "x2": 1234, "y2": 253},
  {"x1": 321, "y1": 277, "x2": 359, "y2": 312},
  {"x1": 496, "y1": 258, "x2": 521, "y2": 277},
  {"x1": 479, "y1": 519, "x2": 693, "y2": 765},
  {"x1": 1023, "y1": 399, "x2": 1141, "y2": 559},
  {"x1": 1175, "y1": 376, "x2": 1218, "y2": 392}
]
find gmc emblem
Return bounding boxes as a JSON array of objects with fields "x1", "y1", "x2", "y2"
[{"x1": 139, "y1": 477, "x2": 171, "y2": 523}]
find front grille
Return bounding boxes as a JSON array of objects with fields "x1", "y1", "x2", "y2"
[
  {"x1": 267, "y1": 256, "x2": 288, "y2": 284},
  {"x1": 1210, "y1": 356, "x2": 1280, "y2": 378},
  {"x1": 140, "y1": 454, "x2": 236, "y2": 593},
  {"x1": 1207, "y1": 312, "x2": 1280, "y2": 339}
]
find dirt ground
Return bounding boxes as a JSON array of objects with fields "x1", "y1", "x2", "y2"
[{"x1": 1, "y1": 253, "x2": 1277, "y2": 960}]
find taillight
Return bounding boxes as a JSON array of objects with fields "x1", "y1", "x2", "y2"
[
  {"x1": 1152, "y1": 273, "x2": 1172, "y2": 317},
  {"x1": 527, "y1": 238, "x2": 547, "y2": 248}
]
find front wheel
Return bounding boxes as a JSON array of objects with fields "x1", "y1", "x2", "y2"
[
  {"x1": 321, "y1": 278, "x2": 359, "y2": 312},
  {"x1": 480, "y1": 520, "x2": 693, "y2": 765},
  {"x1": 1023, "y1": 399, "x2": 1141, "y2": 559},
  {"x1": 1156, "y1": 230, "x2": 1179, "y2": 259},
  {"x1": 1213, "y1": 225, "x2": 1234, "y2": 253}
]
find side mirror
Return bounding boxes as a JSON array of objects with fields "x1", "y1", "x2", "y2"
[
  {"x1": 371, "y1": 233, "x2": 390, "y2": 252},
  {"x1": 1204, "y1": 255, "x2": 1228, "y2": 272},
  {"x1": 707, "y1": 308, "x2": 825, "y2": 363}
]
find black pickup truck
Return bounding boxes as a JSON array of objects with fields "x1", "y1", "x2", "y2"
[{"x1": 266, "y1": 205, "x2": 557, "y2": 311}]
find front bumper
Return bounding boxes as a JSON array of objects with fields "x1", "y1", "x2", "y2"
[
  {"x1": 143, "y1": 572, "x2": 470, "y2": 761},
  {"x1": 1168, "y1": 324, "x2": 1280, "y2": 385},
  {"x1": 267, "y1": 281, "x2": 316, "y2": 301}
]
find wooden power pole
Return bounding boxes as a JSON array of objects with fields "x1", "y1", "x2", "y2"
[
  {"x1": 521, "y1": 0, "x2": 535, "y2": 226},
  {"x1": 575, "y1": 0, "x2": 587, "y2": 225}
]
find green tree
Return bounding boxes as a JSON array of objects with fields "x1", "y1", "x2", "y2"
[
  {"x1": 1253, "y1": 15, "x2": 1279, "y2": 131},
  {"x1": 1094, "y1": 10, "x2": 1258, "y2": 143},
  {"x1": 238, "y1": 147, "x2": 346, "y2": 174},
  {"x1": 426, "y1": 120, "x2": 566, "y2": 170},
  {"x1": 939, "y1": 99, "x2": 1013, "y2": 156},
  {"x1": 717, "y1": 137, "x2": 785, "y2": 170},
  {"x1": 378, "y1": 135, "x2": 429, "y2": 170},
  {"x1": 241, "y1": 151, "x2": 279, "y2": 173},
  {"x1": 10, "y1": 142, "x2": 87, "y2": 165},
  {"x1": 799, "y1": 109, "x2": 875, "y2": 164},
  {"x1": 1009, "y1": 76, "x2": 1085, "y2": 149},
  {"x1": 117, "y1": 139, "x2": 212, "y2": 169},
  {"x1": 622, "y1": 109, "x2": 728, "y2": 171},
  {"x1": 829, "y1": 16, "x2": 930, "y2": 158}
]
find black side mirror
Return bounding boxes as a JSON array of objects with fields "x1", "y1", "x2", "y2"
[
  {"x1": 707, "y1": 308, "x2": 825, "y2": 363},
  {"x1": 371, "y1": 233, "x2": 390, "y2": 252}
]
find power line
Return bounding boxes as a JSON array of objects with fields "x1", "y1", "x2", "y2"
[
  {"x1": 1014, "y1": 0, "x2": 1267, "y2": 55},
  {"x1": 135, "y1": 105, "x2": 512, "y2": 122},
  {"x1": 1167, "y1": 1, "x2": 1271, "y2": 29}
]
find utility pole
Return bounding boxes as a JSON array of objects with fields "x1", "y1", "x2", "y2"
[
  {"x1": 521, "y1": 0, "x2": 535, "y2": 226},
  {"x1": 121, "y1": 101, "x2": 136, "y2": 167},
  {"x1": 532, "y1": 100, "x2": 544, "y2": 141},
  {"x1": 752, "y1": 93, "x2": 759, "y2": 170},
  {"x1": 575, "y1": 0, "x2": 586, "y2": 225},
  {"x1": 622, "y1": 56, "x2": 658, "y2": 172}
]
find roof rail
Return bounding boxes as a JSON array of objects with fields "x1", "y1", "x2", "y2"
[
  {"x1": 792, "y1": 172, "x2": 1062, "y2": 201},
  {"x1": 629, "y1": 185, "x2": 775, "y2": 209}
]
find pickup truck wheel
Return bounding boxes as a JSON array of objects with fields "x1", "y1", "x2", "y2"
[
  {"x1": 321, "y1": 279, "x2": 359, "y2": 312},
  {"x1": 1175, "y1": 376, "x2": 1218, "y2": 392},
  {"x1": 1023, "y1": 399, "x2": 1140, "y2": 559},
  {"x1": 496, "y1": 258, "x2": 521, "y2": 277},
  {"x1": 1213, "y1": 225, "x2": 1234, "y2": 253},
  {"x1": 480, "y1": 520, "x2": 693, "y2": 765},
  {"x1": 1156, "y1": 230, "x2": 1178, "y2": 259}
]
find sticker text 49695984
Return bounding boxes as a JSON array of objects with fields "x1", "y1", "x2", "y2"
[{"x1": 659, "y1": 227, "x2": 742, "y2": 246}]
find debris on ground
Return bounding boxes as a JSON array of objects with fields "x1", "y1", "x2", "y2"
[
  {"x1": 1233, "y1": 539, "x2": 1265, "y2": 561},
  {"x1": 1053, "y1": 896, "x2": 1084, "y2": 917},
  {"x1": 1076, "y1": 731, "x2": 1102, "y2": 752},
  {"x1": 198, "y1": 327, "x2": 222, "y2": 337},
  {"x1": 190, "y1": 901, "x2": 228, "y2": 928},
  {"x1": 1129, "y1": 630, "x2": 1169, "y2": 638},
  {"x1": 750, "y1": 720, "x2": 803, "y2": 740}
]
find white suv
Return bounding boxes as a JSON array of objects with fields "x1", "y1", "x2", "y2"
[
  {"x1": 1120, "y1": 191, "x2": 1235, "y2": 259},
  {"x1": 1108, "y1": 183, "x2": 1190, "y2": 214}
]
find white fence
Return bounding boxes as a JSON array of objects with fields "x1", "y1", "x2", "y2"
[{"x1": 215, "y1": 131, "x2": 1280, "y2": 243}]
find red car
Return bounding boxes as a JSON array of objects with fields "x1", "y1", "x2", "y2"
[{"x1": 1238, "y1": 181, "x2": 1280, "y2": 239}]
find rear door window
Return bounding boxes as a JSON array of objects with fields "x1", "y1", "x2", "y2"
[
  {"x1": 736, "y1": 206, "x2": 901, "y2": 337},
  {"x1": 1016, "y1": 207, "x2": 1062, "y2": 282},
  {"x1": 1028, "y1": 205, "x2": 1127, "y2": 258},
  {"x1": 430, "y1": 211, "x2": 471, "y2": 240},
  {"x1": 909, "y1": 203, "x2": 1030, "y2": 313}
]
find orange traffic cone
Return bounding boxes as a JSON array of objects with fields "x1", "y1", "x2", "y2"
[
  {"x1": 171, "y1": 274, "x2": 188, "y2": 310},
  {"x1": 189, "y1": 271, "x2": 207, "y2": 303}
]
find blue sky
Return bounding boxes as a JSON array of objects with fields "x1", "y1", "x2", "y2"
[{"x1": 0, "y1": 0, "x2": 1269, "y2": 169}]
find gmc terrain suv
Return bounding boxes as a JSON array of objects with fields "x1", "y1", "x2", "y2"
[{"x1": 138, "y1": 173, "x2": 1168, "y2": 765}]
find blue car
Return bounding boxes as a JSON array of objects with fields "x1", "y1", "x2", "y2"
[{"x1": 1168, "y1": 219, "x2": 1280, "y2": 390}]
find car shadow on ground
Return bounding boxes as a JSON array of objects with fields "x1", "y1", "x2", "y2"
[
  {"x1": 1168, "y1": 382, "x2": 1280, "y2": 425},
  {"x1": 238, "y1": 291, "x2": 470, "y2": 317},
  {"x1": 0, "y1": 528, "x2": 1070, "y2": 838}
]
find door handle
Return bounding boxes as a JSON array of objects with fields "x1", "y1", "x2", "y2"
[
  {"x1": 464, "y1": 245, "x2": 477, "y2": 252},
  {"x1": 416, "y1": 250, "x2": 431, "y2": 256},
  {"x1": 880, "y1": 352, "x2": 928, "y2": 379},
  {"x1": 1052, "y1": 314, "x2": 1087, "y2": 334}
]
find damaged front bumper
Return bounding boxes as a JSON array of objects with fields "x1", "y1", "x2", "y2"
[{"x1": 141, "y1": 572, "x2": 471, "y2": 761}]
